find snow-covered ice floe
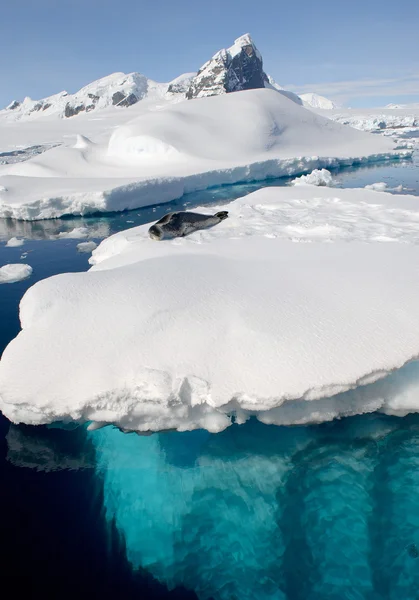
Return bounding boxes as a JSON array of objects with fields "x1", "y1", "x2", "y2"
[
  {"x1": 0, "y1": 89, "x2": 411, "y2": 220},
  {"x1": 3, "y1": 186, "x2": 419, "y2": 431},
  {"x1": 0, "y1": 263, "x2": 32, "y2": 284}
]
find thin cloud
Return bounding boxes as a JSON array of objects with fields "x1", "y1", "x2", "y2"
[{"x1": 285, "y1": 73, "x2": 419, "y2": 105}]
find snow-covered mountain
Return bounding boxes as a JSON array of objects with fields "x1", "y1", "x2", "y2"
[
  {"x1": 300, "y1": 93, "x2": 339, "y2": 110},
  {"x1": 1, "y1": 72, "x2": 191, "y2": 122},
  {"x1": 1, "y1": 33, "x2": 306, "y2": 123},
  {"x1": 186, "y1": 34, "x2": 270, "y2": 99}
]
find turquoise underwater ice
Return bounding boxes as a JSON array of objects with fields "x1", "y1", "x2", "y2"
[{"x1": 91, "y1": 414, "x2": 419, "y2": 600}]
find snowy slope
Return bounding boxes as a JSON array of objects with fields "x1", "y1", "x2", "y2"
[
  {"x1": 300, "y1": 93, "x2": 339, "y2": 110},
  {"x1": 2, "y1": 186, "x2": 419, "y2": 431},
  {"x1": 0, "y1": 88, "x2": 408, "y2": 220}
]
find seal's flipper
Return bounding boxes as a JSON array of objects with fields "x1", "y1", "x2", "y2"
[{"x1": 215, "y1": 211, "x2": 229, "y2": 221}]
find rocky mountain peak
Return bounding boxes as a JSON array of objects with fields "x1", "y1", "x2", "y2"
[{"x1": 186, "y1": 34, "x2": 269, "y2": 100}]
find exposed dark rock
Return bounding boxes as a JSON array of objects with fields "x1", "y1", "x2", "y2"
[
  {"x1": 7, "y1": 100, "x2": 20, "y2": 110},
  {"x1": 42, "y1": 103, "x2": 52, "y2": 111},
  {"x1": 112, "y1": 92, "x2": 138, "y2": 107},
  {"x1": 186, "y1": 34, "x2": 269, "y2": 100},
  {"x1": 32, "y1": 103, "x2": 44, "y2": 112},
  {"x1": 167, "y1": 75, "x2": 195, "y2": 95},
  {"x1": 87, "y1": 93, "x2": 99, "y2": 101},
  {"x1": 112, "y1": 91, "x2": 125, "y2": 105},
  {"x1": 64, "y1": 103, "x2": 86, "y2": 118}
]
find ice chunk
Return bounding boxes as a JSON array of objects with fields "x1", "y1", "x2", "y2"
[
  {"x1": 365, "y1": 182, "x2": 388, "y2": 192},
  {"x1": 0, "y1": 263, "x2": 32, "y2": 284},
  {"x1": 6, "y1": 237, "x2": 25, "y2": 247},
  {"x1": 291, "y1": 169, "x2": 334, "y2": 186},
  {"x1": 77, "y1": 241, "x2": 98, "y2": 253}
]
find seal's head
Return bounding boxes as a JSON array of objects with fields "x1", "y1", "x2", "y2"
[{"x1": 148, "y1": 225, "x2": 163, "y2": 240}]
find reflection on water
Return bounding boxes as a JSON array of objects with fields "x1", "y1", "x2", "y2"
[{"x1": 6, "y1": 424, "x2": 95, "y2": 472}]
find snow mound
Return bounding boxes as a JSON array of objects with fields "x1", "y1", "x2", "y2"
[
  {"x1": 6, "y1": 237, "x2": 24, "y2": 247},
  {"x1": 300, "y1": 93, "x2": 339, "y2": 110},
  {"x1": 0, "y1": 88, "x2": 409, "y2": 220},
  {"x1": 3, "y1": 186, "x2": 419, "y2": 431},
  {"x1": 291, "y1": 169, "x2": 334, "y2": 186},
  {"x1": 0, "y1": 263, "x2": 32, "y2": 284}
]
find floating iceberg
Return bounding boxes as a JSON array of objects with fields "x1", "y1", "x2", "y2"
[{"x1": 2, "y1": 186, "x2": 419, "y2": 430}]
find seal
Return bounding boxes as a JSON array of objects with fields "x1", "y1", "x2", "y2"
[{"x1": 148, "y1": 210, "x2": 228, "y2": 240}]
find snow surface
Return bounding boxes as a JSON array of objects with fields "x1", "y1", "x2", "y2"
[
  {"x1": 3, "y1": 186, "x2": 419, "y2": 431},
  {"x1": 291, "y1": 169, "x2": 334, "y2": 186},
  {"x1": 0, "y1": 263, "x2": 32, "y2": 284},
  {"x1": 5, "y1": 237, "x2": 24, "y2": 247},
  {"x1": 300, "y1": 93, "x2": 339, "y2": 110},
  {"x1": 0, "y1": 89, "x2": 409, "y2": 220}
]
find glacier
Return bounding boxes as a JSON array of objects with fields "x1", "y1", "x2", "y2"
[
  {"x1": 2, "y1": 185, "x2": 419, "y2": 430},
  {"x1": 0, "y1": 88, "x2": 410, "y2": 220}
]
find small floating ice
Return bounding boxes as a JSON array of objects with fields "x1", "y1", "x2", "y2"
[
  {"x1": 365, "y1": 182, "x2": 388, "y2": 192},
  {"x1": 291, "y1": 169, "x2": 334, "y2": 187},
  {"x1": 6, "y1": 237, "x2": 25, "y2": 247},
  {"x1": 77, "y1": 241, "x2": 98, "y2": 253},
  {"x1": 0, "y1": 263, "x2": 32, "y2": 284}
]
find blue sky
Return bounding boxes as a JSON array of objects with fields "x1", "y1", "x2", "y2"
[{"x1": 1, "y1": 0, "x2": 418, "y2": 108}]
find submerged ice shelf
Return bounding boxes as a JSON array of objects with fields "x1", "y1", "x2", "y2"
[
  {"x1": 92, "y1": 413, "x2": 419, "y2": 600},
  {"x1": 2, "y1": 186, "x2": 419, "y2": 431}
]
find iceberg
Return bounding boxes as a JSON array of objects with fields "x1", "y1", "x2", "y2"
[
  {"x1": 0, "y1": 89, "x2": 410, "y2": 220},
  {"x1": 2, "y1": 186, "x2": 419, "y2": 431}
]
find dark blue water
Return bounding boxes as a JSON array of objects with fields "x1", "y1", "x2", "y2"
[{"x1": 1, "y1": 155, "x2": 419, "y2": 598}]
